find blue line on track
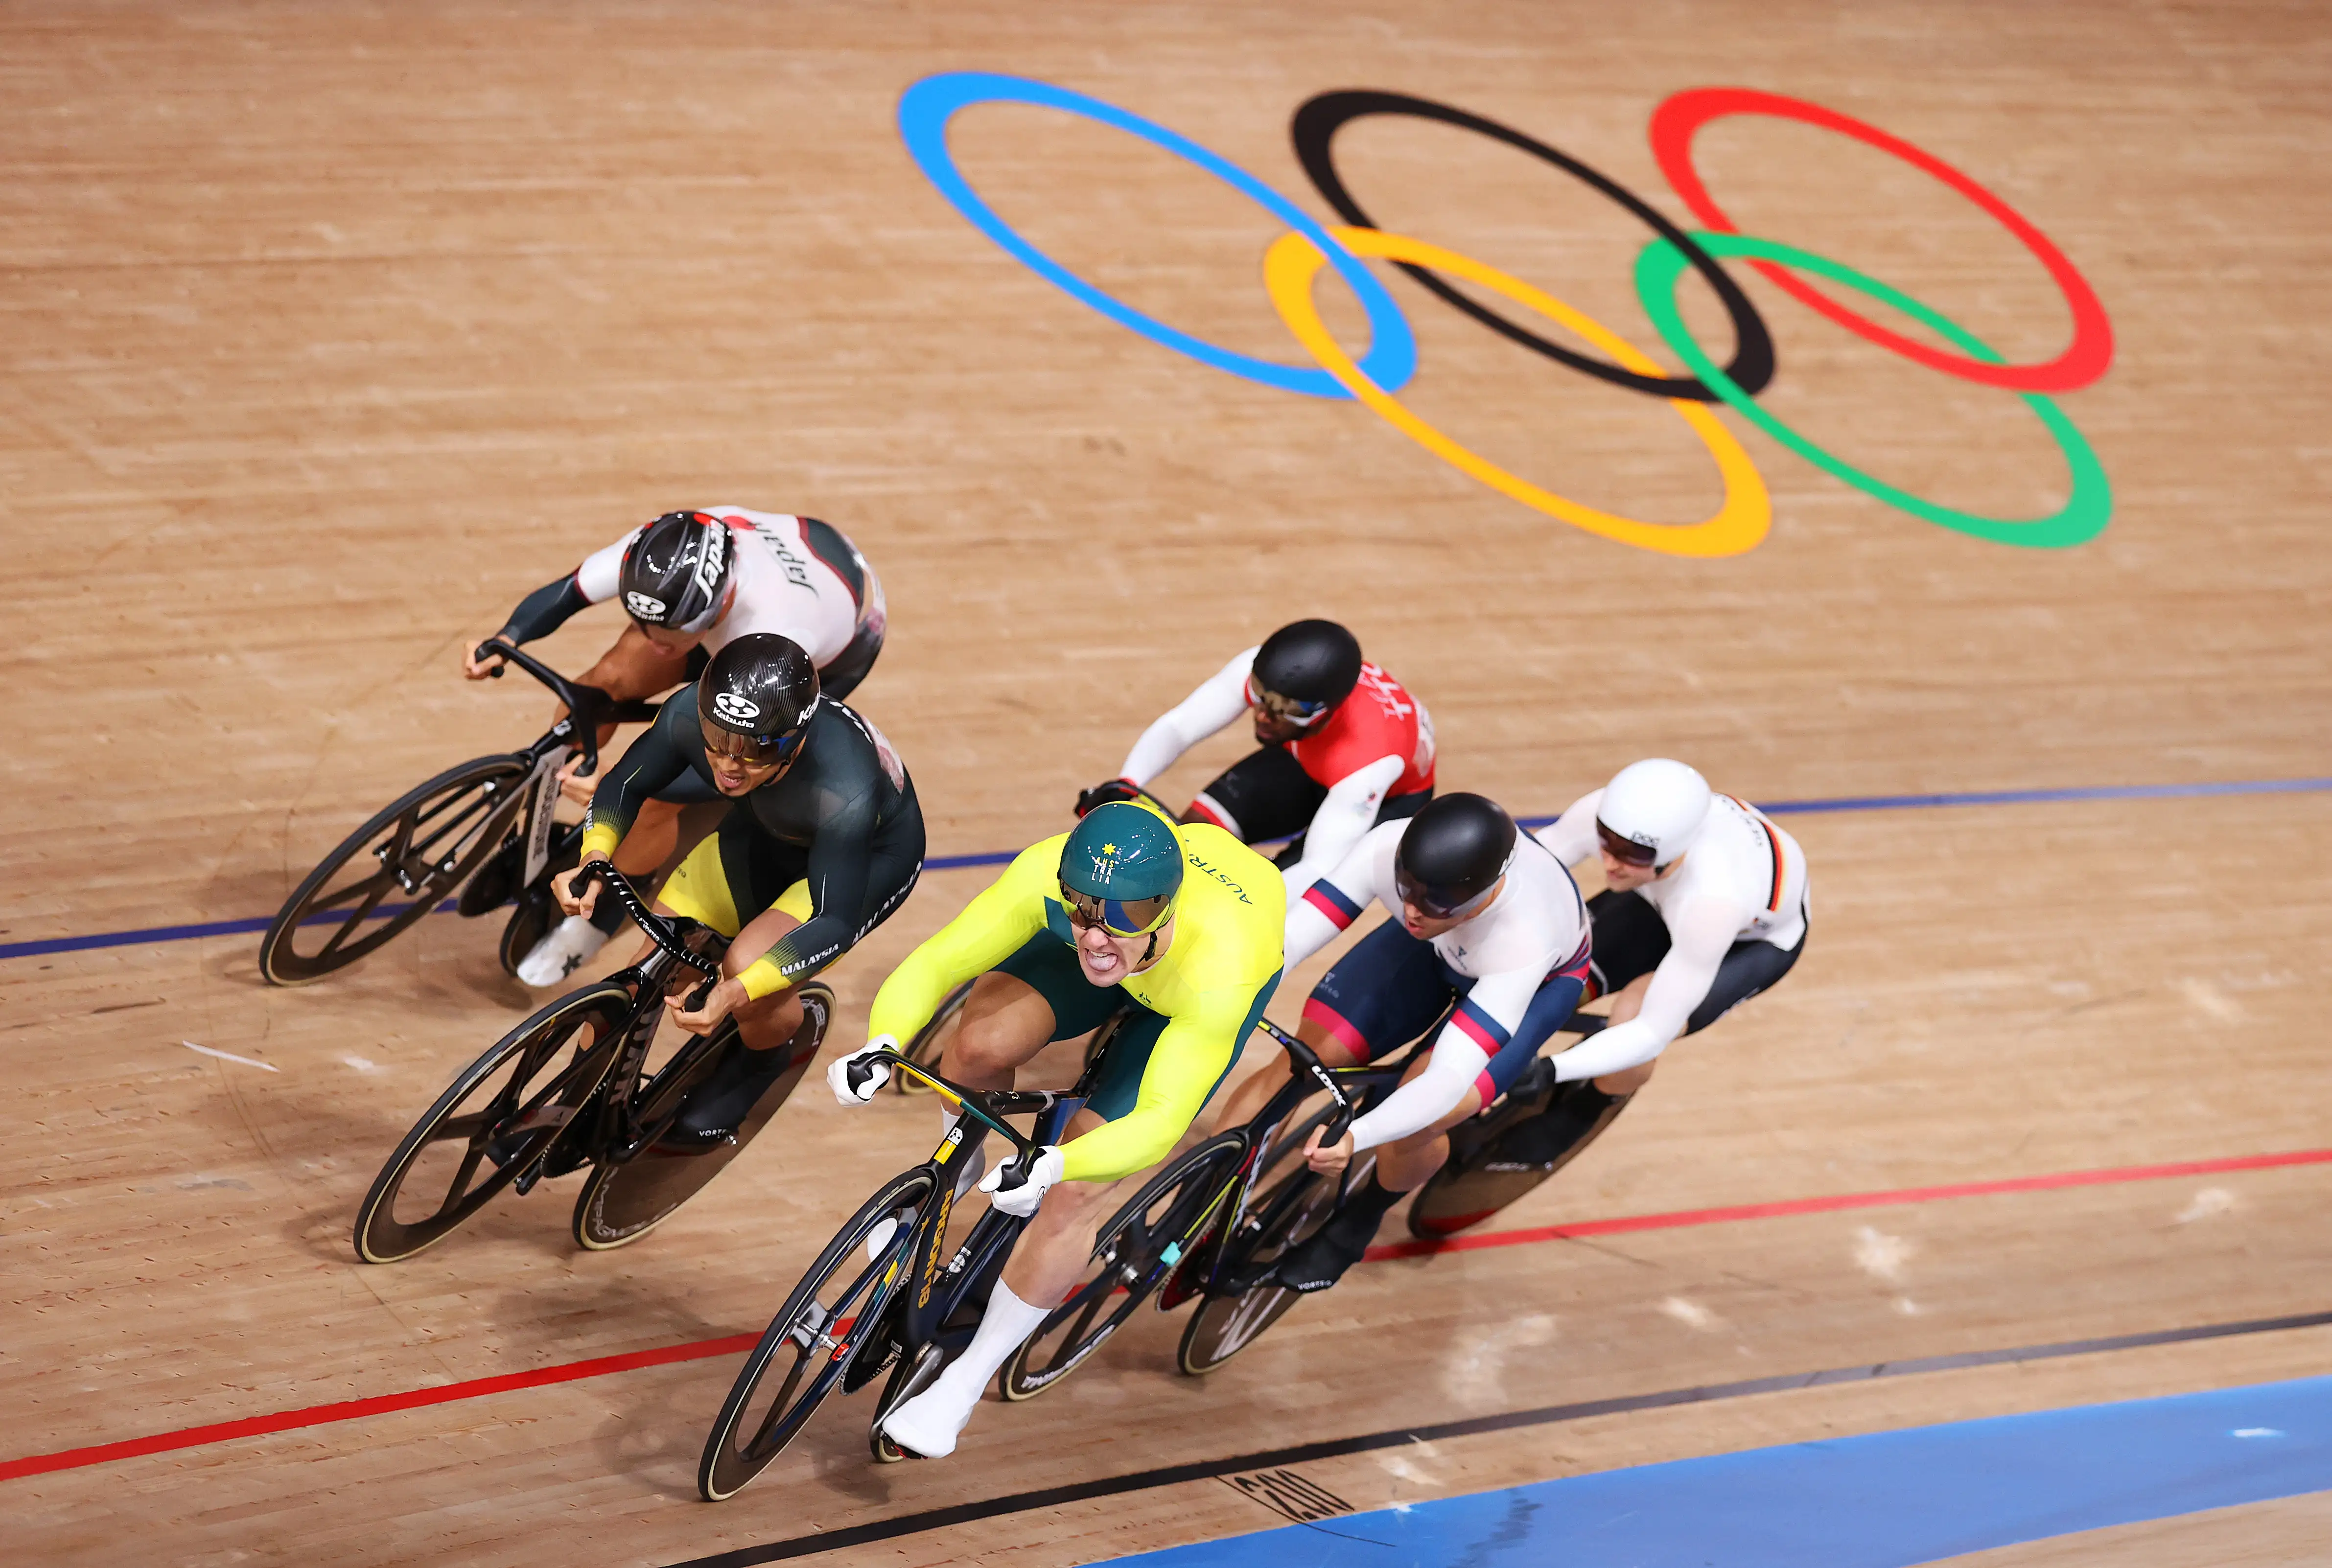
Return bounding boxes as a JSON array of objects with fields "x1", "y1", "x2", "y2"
[
  {"x1": 6, "y1": 775, "x2": 2326, "y2": 966},
  {"x1": 1120, "y1": 1374, "x2": 2332, "y2": 1568}
]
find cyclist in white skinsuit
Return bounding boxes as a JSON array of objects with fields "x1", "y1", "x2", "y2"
[
  {"x1": 465, "y1": 507, "x2": 888, "y2": 983},
  {"x1": 1532, "y1": 759, "x2": 1810, "y2": 1098},
  {"x1": 563, "y1": 508, "x2": 879, "y2": 670},
  {"x1": 1209, "y1": 794, "x2": 1591, "y2": 1292}
]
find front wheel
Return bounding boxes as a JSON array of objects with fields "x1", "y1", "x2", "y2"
[
  {"x1": 698, "y1": 1168, "x2": 933, "y2": 1501},
  {"x1": 1000, "y1": 1133, "x2": 1248, "y2": 1402},
  {"x1": 352, "y1": 981, "x2": 630, "y2": 1263},
  {"x1": 572, "y1": 985, "x2": 832, "y2": 1251},
  {"x1": 1176, "y1": 1110, "x2": 1353, "y2": 1377},
  {"x1": 261, "y1": 754, "x2": 530, "y2": 985}
]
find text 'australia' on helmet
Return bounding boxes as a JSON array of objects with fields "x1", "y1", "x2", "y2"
[
  {"x1": 1249, "y1": 619, "x2": 1363, "y2": 724},
  {"x1": 697, "y1": 633, "x2": 819, "y2": 764},
  {"x1": 1595, "y1": 759, "x2": 1711, "y2": 869},
  {"x1": 1395, "y1": 793, "x2": 1517, "y2": 920},
  {"x1": 1058, "y1": 801, "x2": 1184, "y2": 936},
  {"x1": 622, "y1": 511, "x2": 733, "y2": 633}
]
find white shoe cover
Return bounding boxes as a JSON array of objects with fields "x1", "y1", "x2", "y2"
[
  {"x1": 864, "y1": 1213, "x2": 899, "y2": 1264},
  {"x1": 879, "y1": 1378, "x2": 976, "y2": 1459},
  {"x1": 518, "y1": 915, "x2": 611, "y2": 987}
]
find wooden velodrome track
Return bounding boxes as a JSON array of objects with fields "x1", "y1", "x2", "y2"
[{"x1": 5, "y1": 1, "x2": 2330, "y2": 1563}]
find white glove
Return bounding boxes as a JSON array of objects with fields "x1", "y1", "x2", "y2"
[
  {"x1": 825, "y1": 1034, "x2": 898, "y2": 1106},
  {"x1": 979, "y1": 1145, "x2": 1064, "y2": 1218}
]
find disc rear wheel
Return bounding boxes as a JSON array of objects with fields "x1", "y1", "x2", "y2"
[
  {"x1": 353, "y1": 981, "x2": 631, "y2": 1263},
  {"x1": 261, "y1": 755, "x2": 530, "y2": 985},
  {"x1": 573, "y1": 985, "x2": 832, "y2": 1250}
]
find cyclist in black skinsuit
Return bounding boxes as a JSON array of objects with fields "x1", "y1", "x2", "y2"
[{"x1": 558, "y1": 634, "x2": 925, "y2": 1142}]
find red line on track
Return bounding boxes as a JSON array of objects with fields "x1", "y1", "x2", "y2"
[
  {"x1": 7, "y1": 1145, "x2": 2328, "y2": 1485},
  {"x1": 1363, "y1": 1147, "x2": 2332, "y2": 1263}
]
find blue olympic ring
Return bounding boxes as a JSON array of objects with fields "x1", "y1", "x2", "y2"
[{"x1": 897, "y1": 71, "x2": 1417, "y2": 399}]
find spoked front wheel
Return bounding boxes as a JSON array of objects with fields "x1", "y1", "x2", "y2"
[
  {"x1": 1000, "y1": 1132, "x2": 1248, "y2": 1402},
  {"x1": 698, "y1": 1168, "x2": 933, "y2": 1502},
  {"x1": 352, "y1": 981, "x2": 631, "y2": 1263},
  {"x1": 261, "y1": 755, "x2": 530, "y2": 985},
  {"x1": 1177, "y1": 1107, "x2": 1352, "y2": 1376},
  {"x1": 572, "y1": 985, "x2": 833, "y2": 1251}
]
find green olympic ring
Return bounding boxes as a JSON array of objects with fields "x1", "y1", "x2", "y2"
[{"x1": 1634, "y1": 231, "x2": 2112, "y2": 549}]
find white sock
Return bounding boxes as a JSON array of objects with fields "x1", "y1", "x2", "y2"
[{"x1": 942, "y1": 1279, "x2": 1050, "y2": 1397}]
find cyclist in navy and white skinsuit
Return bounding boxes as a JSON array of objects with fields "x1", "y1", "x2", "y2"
[
  {"x1": 1209, "y1": 794, "x2": 1591, "y2": 1292},
  {"x1": 463, "y1": 506, "x2": 888, "y2": 983}
]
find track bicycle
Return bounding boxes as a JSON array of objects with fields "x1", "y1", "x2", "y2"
[
  {"x1": 697, "y1": 1043, "x2": 1101, "y2": 1500},
  {"x1": 353, "y1": 862, "x2": 830, "y2": 1261},
  {"x1": 1003, "y1": 1011, "x2": 1616, "y2": 1388},
  {"x1": 258, "y1": 638, "x2": 659, "y2": 986},
  {"x1": 994, "y1": 1015, "x2": 1392, "y2": 1396}
]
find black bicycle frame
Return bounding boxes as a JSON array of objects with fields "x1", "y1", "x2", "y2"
[
  {"x1": 508, "y1": 864, "x2": 726, "y2": 1193},
  {"x1": 857, "y1": 1051, "x2": 1092, "y2": 1360}
]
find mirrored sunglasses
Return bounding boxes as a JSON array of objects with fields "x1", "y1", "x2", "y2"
[{"x1": 1061, "y1": 885, "x2": 1175, "y2": 938}]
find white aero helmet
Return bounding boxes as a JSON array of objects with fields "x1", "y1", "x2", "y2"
[{"x1": 1595, "y1": 759, "x2": 1712, "y2": 869}]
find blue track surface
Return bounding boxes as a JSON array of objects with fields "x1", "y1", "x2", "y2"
[{"x1": 1116, "y1": 1374, "x2": 2332, "y2": 1568}]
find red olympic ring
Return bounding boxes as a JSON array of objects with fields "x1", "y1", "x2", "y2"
[{"x1": 1649, "y1": 87, "x2": 2114, "y2": 393}]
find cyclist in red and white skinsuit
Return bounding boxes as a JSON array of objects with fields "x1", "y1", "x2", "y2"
[
  {"x1": 463, "y1": 507, "x2": 888, "y2": 983},
  {"x1": 1076, "y1": 620, "x2": 1435, "y2": 895}
]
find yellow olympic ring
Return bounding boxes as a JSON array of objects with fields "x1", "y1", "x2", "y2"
[{"x1": 1263, "y1": 226, "x2": 1771, "y2": 559}]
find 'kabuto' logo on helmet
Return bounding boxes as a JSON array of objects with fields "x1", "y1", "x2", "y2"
[
  {"x1": 625, "y1": 590, "x2": 668, "y2": 620},
  {"x1": 712, "y1": 691, "x2": 760, "y2": 724}
]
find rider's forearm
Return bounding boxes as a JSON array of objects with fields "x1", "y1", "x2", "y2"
[
  {"x1": 1533, "y1": 791, "x2": 1602, "y2": 867},
  {"x1": 1057, "y1": 1051, "x2": 1223, "y2": 1182},
  {"x1": 497, "y1": 573, "x2": 593, "y2": 645},
  {"x1": 1550, "y1": 915, "x2": 1729, "y2": 1080},
  {"x1": 1348, "y1": 1030, "x2": 1489, "y2": 1153},
  {"x1": 1117, "y1": 649, "x2": 1256, "y2": 785},
  {"x1": 1281, "y1": 756, "x2": 1402, "y2": 896},
  {"x1": 1057, "y1": 999, "x2": 1255, "y2": 1181},
  {"x1": 865, "y1": 846, "x2": 1050, "y2": 1042}
]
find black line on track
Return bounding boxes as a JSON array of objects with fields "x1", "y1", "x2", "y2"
[{"x1": 662, "y1": 1306, "x2": 2332, "y2": 1567}]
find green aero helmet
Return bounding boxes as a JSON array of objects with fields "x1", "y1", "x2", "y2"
[{"x1": 1058, "y1": 802, "x2": 1185, "y2": 936}]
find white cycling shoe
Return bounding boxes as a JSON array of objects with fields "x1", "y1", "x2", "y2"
[
  {"x1": 517, "y1": 915, "x2": 611, "y2": 987},
  {"x1": 865, "y1": 1147, "x2": 986, "y2": 1262},
  {"x1": 878, "y1": 1378, "x2": 978, "y2": 1459}
]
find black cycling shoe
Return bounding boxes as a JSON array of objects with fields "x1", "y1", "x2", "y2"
[
  {"x1": 659, "y1": 1041, "x2": 794, "y2": 1150},
  {"x1": 1271, "y1": 1227, "x2": 1371, "y2": 1294}
]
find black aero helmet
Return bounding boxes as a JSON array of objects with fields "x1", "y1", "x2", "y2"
[
  {"x1": 621, "y1": 511, "x2": 733, "y2": 633},
  {"x1": 1249, "y1": 619, "x2": 1363, "y2": 726},
  {"x1": 697, "y1": 633, "x2": 819, "y2": 764},
  {"x1": 1395, "y1": 793, "x2": 1517, "y2": 920}
]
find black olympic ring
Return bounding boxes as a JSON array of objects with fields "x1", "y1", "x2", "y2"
[{"x1": 1290, "y1": 89, "x2": 1777, "y2": 403}]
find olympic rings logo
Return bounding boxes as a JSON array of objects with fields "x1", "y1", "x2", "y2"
[{"x1": 898, "y1": 74, "x2": 2116, "y2": 559}]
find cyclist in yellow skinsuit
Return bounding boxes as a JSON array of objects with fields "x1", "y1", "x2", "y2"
[{"x1": 826, "y1": 800, "x2": 1284, "y2": 1458}]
